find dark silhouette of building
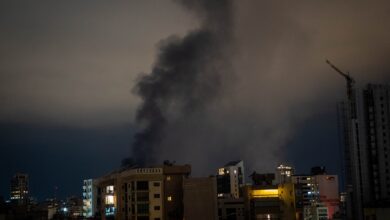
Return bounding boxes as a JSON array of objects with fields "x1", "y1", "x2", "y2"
[
  {"x1": 10, "y1": 173, "x2": 29, "y2": 205},
  {"x1": 338, "y1": 83, "x2": 390, "y2": 219}
]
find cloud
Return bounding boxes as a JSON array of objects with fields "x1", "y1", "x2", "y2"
[{"x1": 0, "y1": 1, "x2": 194, "y2": 127}]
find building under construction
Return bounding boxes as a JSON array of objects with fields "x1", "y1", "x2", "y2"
[{"x1": 328, "y1": 60, "x2": 390, "y2": 219}]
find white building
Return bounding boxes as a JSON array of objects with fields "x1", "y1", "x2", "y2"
[{"x1": 82, "y1": 179, "x2": 98, "y2": 218}]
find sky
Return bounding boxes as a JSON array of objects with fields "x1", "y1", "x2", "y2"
[{"x1": 1, "y1": 0, "x2": 390, "y2": 200}]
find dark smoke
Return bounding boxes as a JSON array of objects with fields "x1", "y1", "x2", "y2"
[{"x1": 131, "y1": 0, "x2": 233, "y2": 166}]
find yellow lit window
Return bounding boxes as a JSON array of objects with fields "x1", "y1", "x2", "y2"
[
  {"x1": 252, "y1": 189, "x2": 279, "y2": 198},
  {"x1": 105, "y1": 195, "x2": 115, "y2": 205},
  {"x1": 167, "y1": 196, "x2": 172, "y2": 201},
  {"x1": 167, "y1": 176, "x2": 171, "y2": 181}
]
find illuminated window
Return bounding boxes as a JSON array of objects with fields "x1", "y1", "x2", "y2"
[
  {"x1": 252, "y1": 189, "x2": 279, "y2": 198},
  {"x1": 167, "y1": 196, "x2": 172, "y2": 201},
  {"x1": 105, "y1": 195, "x2": 115, "y2": 205},
  {"x1": 106, "y1": 185, "x2": 114, "y2": 194},
  {"x1": 218, "y1": 168, "x2": 225, "y2": 175},
  {"x1": 105, "y1": 207, "x2": 115, "y2": 216},
  {"x1": 167, "y1": 176, "x2": 171, "y2": 181}
]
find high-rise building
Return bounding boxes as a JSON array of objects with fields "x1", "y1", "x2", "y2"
[
  {"x1": 216, "y1": 160, "x2": 245, "y2": 199},
  {"x1": 95, "y1": 164, "x2": 190, "y2": 220},
  {"x1": 338, "y1": 83, "x2": 390, "y2": 219},
  {"x1": 82, "y1": 179, "x2": 98, "y2": 218},
  {"x1": 10, "y1": 173, "x2": 29, "y2": 205}
]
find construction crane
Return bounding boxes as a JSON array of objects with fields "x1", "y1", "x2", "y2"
[{"x1": 326, "y1": 59, "x2": 356, "y2": 118}]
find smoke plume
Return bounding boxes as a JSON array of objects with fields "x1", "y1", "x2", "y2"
[{"x1": 131, "y1": 0, "x2": 234, "y2": 166}]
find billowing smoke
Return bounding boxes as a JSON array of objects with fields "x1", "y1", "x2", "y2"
[
  {"x1": 131, "y1": 0, "x2": 234, "y2": 166},
  {"x1": 130, "y1": 0, "x2": 390, "y2": 174}
]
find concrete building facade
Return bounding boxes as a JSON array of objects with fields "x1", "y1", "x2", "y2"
[
  {"x1": 339, "y1": 84, "x2": 390, "y2": 219},
  {"x1": 183, "y1": 177, "x2": 218, "y2": 220},
  {"x1": 243, "y1": 183, "x2": 296, "y2": 220},
  {"x1": 95, "y1": 164, "x2": 190, "y2": 220},
  {"x1": 292, "y1": 171, "x2": 339, "y2": 220}
]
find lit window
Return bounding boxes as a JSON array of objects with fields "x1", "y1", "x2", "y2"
[
  {"x1": 218, "y1": 168, "x2": 225, "y2": 175},
  {"x1": 106, "y1": 185, "x2": 114, "y2": 194},
  {"x1": 167, "y1": 176, "x2": 171, "y2": 181},
  {"x1": 167, "y1": 196, "x2": 172, "y2": 201},
  {"x1": 234, "y1": 170, "x2": 237, "y2": 174},
  {"x1": 105, "y1": 195, "x2": 115, "y2": 205}
]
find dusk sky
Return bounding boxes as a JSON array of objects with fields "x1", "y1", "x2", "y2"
[{"x1": 1, "y1": 0, "x2": 390, "y2": 200}]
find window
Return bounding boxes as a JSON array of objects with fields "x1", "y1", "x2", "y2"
[
  {"x1": 153, "y1": 182, "x2": 160, "y2": 187},
  {"x1": 106, "y1": 185, "x2": 114, "y2": 194},
  {"x1": 154, "y1": 206, "x2": 160, "y2": 211},
  {"x1": 137, "y1": 192, "x2": 149, "y2": 202},
  {"x1": 105, "y1": 207, "x2": 115, "y2": 216},
  {"x1": 137, "y1": 204, "x2": 149, "y2": 214},
  {"x1": 131, "y1": 181, "x2": 135, "y2": 191},
  {"x1": 154, "y1": 194, "x2": 160, "y2": 198},
  {"x1": 105, "y1": 195, "x2": 115, "y2": 205},
  {"x1": 167, "y1": 196, "x2": 172, "y2": 201},
  {"x1": 137, "y1": 181, "x2": 149, "y2": 190},
  {"x1": 167, "y1": 176, "x2": 171, "y2": 181}
]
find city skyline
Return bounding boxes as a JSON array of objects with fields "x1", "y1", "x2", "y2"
[{"x1": 1, "y1": 0, "x2": 390, "y2": 201}]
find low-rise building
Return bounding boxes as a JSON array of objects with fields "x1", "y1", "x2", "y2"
[
  {"x1": 293, "y1": 167, "x2": 339, "y2": 220},
  {"x1": 243, "y1": 181, "x2": 296, "y2": 220},
  {"x1": 95, "y1": 164, "x2": 190, "y2": 220}
]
